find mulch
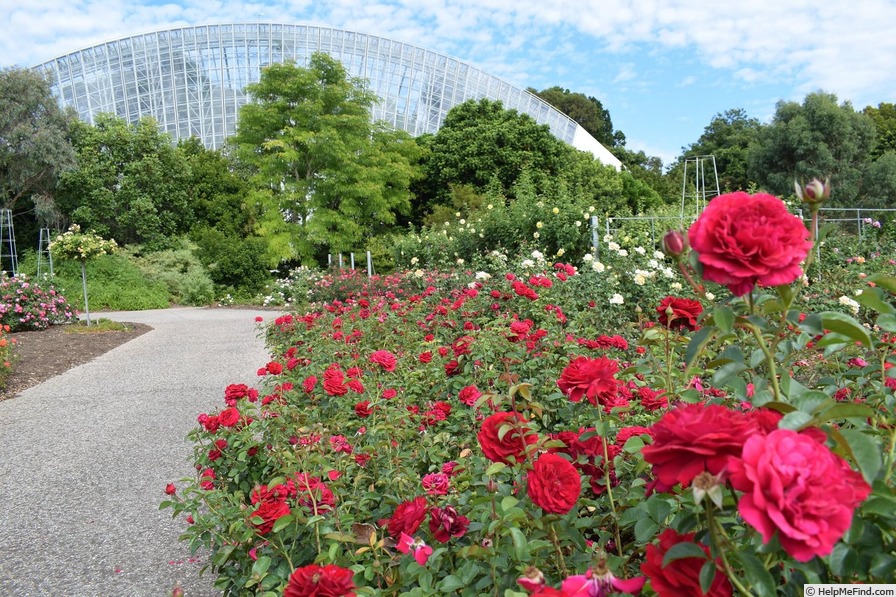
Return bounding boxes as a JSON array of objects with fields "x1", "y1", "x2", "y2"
[{"x1": 0, "y1": 322, "x2": 153, "y2": 401}]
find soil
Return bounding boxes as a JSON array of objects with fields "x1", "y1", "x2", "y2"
[{"x1": 0, "y1": 322, "x2": 153, "y2": 401}]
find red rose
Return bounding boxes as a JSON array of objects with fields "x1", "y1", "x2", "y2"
[
  {"x1": 458, "y1": 385, "x2": 482, "y2": 406},
  {"x1": 164, "y1": 483, "x2": 176, "y2": 495},
  {"x1": 218, "y1": 407, "x2": 240, "y2": 428},
  {"x1": 526, "y1": 453, "x2": 582, "y2": 514},
  {"x1": 641, "y1": 529, "x2": 731, "y2": 597},
  {"x1": 354, "y1": 401, "x2": 372, "y2": 418},
  {"x1": 250, "y1": 498, "x2": 291, "y2": 535},
  {"x1": 557, "y1": 356, "x2": 620, "y2": 407},
  {"x1": 428, "y1": 505, "x2": 470, "y2": 542},
  {"x1": 387, "y1": 496, "x2": 428, "y2": 539},
  {"x1": 551, "y1": 428, "x2": 620, "y2": 496},
  {"x1": 688, "y1": 192, "x2": 812, "y2": 296},
  {"x1": 284, "y1": 563, "x2": 356, "y2": 597},
  {"x1": 293, "y1": 474, "x2": 335, "y2": 515},
  {"x1": 418, "y1": 351, "x2": 432, "y2": 363},
  {"x1": 265, "y1": 361, "x2": 283, "y2": 375},
  {"x1": 656, "y1": 296, "x2": 703, "y2": 330},
  {"x1": 421, "y1": 473, "x2": 450, "y2": 496},
  {"x1": 641, "y1": 403, "x2": 758, "y2": 488},
  {"x1": 477, "y1": 411, "x2": 537, "y2": 465},
  {"x1": 323, "y1": 367, "x2": 348, "y2": 396},
  {"x1": 369, "y1": 350, "x2": 397, "y2": 372},
  {"x1": 303, "y1": 375, "x2": 317, "y2": 393},
  {"x1": 727, "y1": 429, "x2": 871, "y2": 562}
]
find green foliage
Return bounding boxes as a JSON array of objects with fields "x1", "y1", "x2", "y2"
[
  {"x1": 51, "y1": 253, "x2": 169, "y2": 311},
  {"x1": 531, "y1": 86, "x2": 625, "y2": 147},
  {"x1": 418, "y1": 98, "x2": 570, "y2": 207},
  {"x1": 190, "y1": 225, "x2": 272, "y2": 296},
  {"x1": 56, "y1": 114, "x2": 194, "y2": 248},
  {"x1": 864, "y1": 102, "x2": 896, "y2": 158},
  {"x1": 0, "y1": 67, "x2": 76, "y2": 215},
  {"x1": 232, "y1": 53, "x2": 423, "y2": 265},
  {"x1": 126, "y1": 240, "x2": 216, "y2": 306},
  {"x1": 749, "y1": 92, "x2": 877, "y2": 206},
  {"x1": 680, "y1": 108, "x2": 762, "y2": 193}
]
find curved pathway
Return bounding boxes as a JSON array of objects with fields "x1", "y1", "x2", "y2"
[{"x1": 0, "y1": 307, "x2": 278, "y2": 597}]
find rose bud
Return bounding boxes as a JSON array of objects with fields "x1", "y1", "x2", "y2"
[
  {"x1": 165, "y1": 483, "x2": 177, "y2": 496},
  {"x1": 794, "y1": 177, "x2": 831, "y2": 206},
  {"x1": 661, "y1": 229, "x2": 689, "y2": 261}
]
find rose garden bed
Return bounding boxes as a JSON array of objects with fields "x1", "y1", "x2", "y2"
[{"x1": 163, "y1": 189, "x2": 896, "y2": 596}]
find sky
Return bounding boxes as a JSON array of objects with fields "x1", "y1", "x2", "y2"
[{"x1": 2, "y1": 0, "x2": 894, "y2": 167}]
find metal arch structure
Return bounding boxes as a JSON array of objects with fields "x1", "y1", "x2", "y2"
[{"x1": 31, "y1": 22, "x2": 622, "y2": 170}]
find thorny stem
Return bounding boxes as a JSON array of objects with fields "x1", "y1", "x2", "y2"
[
  {"x1": 705, "y1": 503, "x2": 757, "y2": 597},
  {"x1": 743, "y1": 321, "x2": 782, "y2": 402},
  {"x1": 549, "y1": 522, "x2": 569, "y2": 577},
  {"x1": 594, "y1": 406, "x2": 624, "y2": 559}
]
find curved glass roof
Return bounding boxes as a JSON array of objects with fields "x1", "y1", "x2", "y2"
[{"x1": 33, "y1": 22, "x2": 620, "y2": 168}]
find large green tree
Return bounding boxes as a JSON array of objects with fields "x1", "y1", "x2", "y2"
[
  {"x1": 0, "y1": 67, "x2": 76, "y2": 228},
  {"x1": 531, "y1": 86, "x2": 625, "y2": 148},
  {"x1": 864, "y1": 102, "x2": 896, "y2": 159},
  {"x1": 231, "y1": 53, "x2": 422, "y2": 265},
  {"x1": 56, "y1": 114, "x2": 194, "y2": 247},
  {"x1": 681, "y1": 108, "x2": 762, "y2": 193},
  {"x1": 749, "y1": 92, "x2": 876, "y2": 206},
  {"x1": 418, "y1": 98, "x2": 569, "y2": 208}
]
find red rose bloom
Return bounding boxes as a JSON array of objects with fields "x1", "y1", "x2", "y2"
[
  {"x1": 458, "y1": 384, "x2": 482, "y2": 406},
  {"x1": 727, "y1": 429, "x2": 871, "y2": 562},
  {"x1": 641, "y1": 403, "x2": 758, "y2": 488},
  {"x1": 526, "y1": 453, "x2": 582, "y2": 514},
  {"x1": 369, "y1": 350, "x2": 398, "y2": 372},
  {"x1": 250, "y1": 498, "x2": 291, "y2": 535},
  {"x1": 557, "y1": 356, "x2": 620, "y2": 408},
  {"x1": 428, "y1": 505, "x2": 470, "y2": 542},
  {"x1": 641, "y1": 529, "x2": 731, "y2": 597},
  {"x1": 688, "y1": 192, "x2": 812, "y2": 296},
  {"x1": 323, "y1": 367, "x2": 348, "y2": 396},
  {"x1": 303, "y1": 375, "x2": 317, "y2": 394},
  {"x1": 354, "y1": 401, "x2": 372, "y2": 418},
  {"x1": 284, "y1": 563, "x2": 356, "y2": 597},
  {"x1": 656, "y1": 296, "x2": 703, "y2": 330},
  {"x1": 293, "y1": 474, "x2": 336, "y2": 515},
  {"x1": 477, "y1": 411, "x2": 537, "y2": 465},
  {"x1": 387, "y1": 496, "x2": 428, "y2": 539},
  {"x1": 218, "y1": 407, "x2": 240, "y2": 428}
]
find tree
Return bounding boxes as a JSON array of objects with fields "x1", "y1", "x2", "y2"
[
  {"x1": 56, "y1": 114, "x2": 194, "y2": 247},
  {"x1": 419, "y1": 98, "x2": 569, "y2": 208},
  {"x1": 0, "y1": 67, "x2": 76, "y2": 234},
  {"x1": 232, "y1": 54, "x2": 422, "y2": 264},
  {"x1": 864, "y1": 103, "x2": 896, "y2": 159},
  {"x1": 749, "y1": 92, "x2": 876, "y2": 206},
  {"x1": 531, "y1": 86, "x2": 625, "y2": 148},
  {"x1": 681, "y1": 108, "x2": 762, "y2": 192}
]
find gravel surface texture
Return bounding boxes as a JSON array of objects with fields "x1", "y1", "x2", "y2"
[{"x1": 0, "y1": 307, "x2": 279, "y2": 597}]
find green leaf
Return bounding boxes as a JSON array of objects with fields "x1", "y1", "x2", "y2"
[
  {"x1": 829, "y1": 543, "x2": 859, "y2": 577},
  {"x1": 856, "y1": 289, "x2": 896, "y2": 315},
  {"x1": 661, "y1": 542, "x2": 707, "y2": 567},
  {"x1": 779, "y1": 410, "x2": 813, "y2": 430},
  {"x1": 634, "y1": 518, "x2": 659, "y2": 543},
  {"x1": 838, "y1": 429, "x2": 882, "y2": 484},
  {"x1": 685, "y1": 327, "x2": 715, "y2": 369},
  {"x1": 252, "y1": 555, "x2": 272, "y2": 577},
  {"x1": 271, "y1": 514, "x2": 293, "y2": 533},
  {"x1": 869, "y1": 273, "x2": 896, "y2": 295},
  {"x1": 736, "y1": 551, "x2": 776, "y2": 597},
  {"x1": 712, "y1": 361, "x2": 748, "y2": 386},
  {"x1": 438, "y1": 575, "x2": 467, "y2": 593},
  {"x1": 812, "y1": 403, "x2": 875, "y2": 424},
  {"x1": 713, "y1": 305, "x2": 735, "y2": 334},
  {"x1": 818, "y1": 311, "x2": 872, "y2": 348},
  {"x1": 699, "y1": 560, "x2": 717, "y2": 595},
  {"x1": 500, "y1": 496, "x2": 519, "y2": 512},
  {"x1": 507, "y1": 526, "x2": 529, "y2": 562},
  {"x1": 877, "y1": 313, "x2": 896, "y2": 333},
  {"x1": 485, "y1": 462, "x2": 506, "y2": 476},
  {"x1": 870, "y1": 553, "x2": 896, "y2": 578}
]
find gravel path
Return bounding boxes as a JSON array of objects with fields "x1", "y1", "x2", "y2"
[{"x1": 0, "y1": 307, "x2": 278, "y2": 597}]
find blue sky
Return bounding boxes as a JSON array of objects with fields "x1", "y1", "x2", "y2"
[{"x1": 2, "y1": 0, "x2": 893, "y2": 166}]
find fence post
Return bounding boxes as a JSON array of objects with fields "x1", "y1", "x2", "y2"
[
  {"x1": 338, "y1": 253, "x2": 343, "y2": 268},
  {"x1": 590, "y1": 216, "x2": 600, "y2": 260},
  {"x1": 350, "y1": 253, "x2": 355, "y2": 269},
  {"x1": 366, "y1": 251, "x2": 373, "y2": 277}
]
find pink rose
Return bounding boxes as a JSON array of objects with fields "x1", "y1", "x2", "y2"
[
  {"x1": 728, "y1": 429, "x2": 871, "y2": 562},
  {"x1": 688, "y1": 192, "x2": 812, "y2": 296}
]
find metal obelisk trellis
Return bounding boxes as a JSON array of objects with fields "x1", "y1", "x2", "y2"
[
  {"x1": 680, "y1": 156, "x2": 721, "y2": 224},
  {"x1": 37, "y1": 228, "x2": 54, "y2": 278},
  {"x1": 0, "y1": 209, "x2": 18, "y2": 277}
]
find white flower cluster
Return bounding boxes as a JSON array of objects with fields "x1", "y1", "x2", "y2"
[{"x1": 839, "y1": 295, "x2": 860, "y2": 315}]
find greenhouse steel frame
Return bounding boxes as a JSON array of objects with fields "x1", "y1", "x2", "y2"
[{"x1": 32, "y1": 22, "x2": 620, "y2": 168}]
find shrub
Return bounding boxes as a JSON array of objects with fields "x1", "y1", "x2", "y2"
[
  {"x1": 51, "y1": 253, "x2": 169, "y2": 311},
  {"x1": 0, "y1": 275, "x2": 78, "y2": 331},
  {"x1": 127, "y1": 240, "x2": 216, "y2": 306}
]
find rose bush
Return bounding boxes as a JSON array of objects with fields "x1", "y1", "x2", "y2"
[{"x1": 163, "y1": 185, "x2": 894, "y2": 596}]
